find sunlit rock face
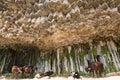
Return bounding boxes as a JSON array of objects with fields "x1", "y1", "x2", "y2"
[{"x1": 0, "y1": 0, "x2": 120, "y2": 50}]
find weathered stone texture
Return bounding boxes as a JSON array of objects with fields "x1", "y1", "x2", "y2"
[{"x1": 0, "y1": 0, "x2": 120, "y2": 50}]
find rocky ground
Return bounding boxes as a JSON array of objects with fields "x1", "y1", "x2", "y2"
[
  {"x1": 39, "y1": 76, "x2": 120, "y2": 80},
  {"x1": 0, "y1": 76, "x2": 120, "y2": 80},
  {"x1": 1, "y1": 72, "x2": 120, "y2": 80}
]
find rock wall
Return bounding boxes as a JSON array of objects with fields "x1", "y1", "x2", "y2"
[{"x1": 0, "y1": 0, "x2": 120, "y2": 50}]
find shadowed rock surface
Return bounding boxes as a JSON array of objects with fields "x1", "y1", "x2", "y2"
[{"x1": 0, "y1": 0, "x2": 120, "y2": 50}]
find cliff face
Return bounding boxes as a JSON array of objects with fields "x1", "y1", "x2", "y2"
[{"x1": 0, "y1": 0, "x2": 120, "y2": 50}]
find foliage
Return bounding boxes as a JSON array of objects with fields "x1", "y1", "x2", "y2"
[
  {"x1": 89, "y1": 48, "x2": 97, "y2": 56},
  {"x1": 79, "y1": 51, "x2": 84, "y2": 58},
  {"x1": 44, "y1": 53, "x2": 50, "y2": 61},
  {"x1": 61, "y1": 70, "x2": 70, "y2": 76},
  {"x1": 0, "y1": 43, "x2": 40, "y2": 74},
  {"x1": 101, "y1": 46, "x2": 109, "y2": 54},
  {"x1": 79, "y1": 71, "x2": 90, "y2": 76},
  {"x1": 63, "y1": 48, "x2": 70, "y2": 60},
  {"x1": 70, "y1": 48, "x2": 75, "y2": 58},
  {"x1": 0, "y1": 73, "x2": 12, "y2": 78}
]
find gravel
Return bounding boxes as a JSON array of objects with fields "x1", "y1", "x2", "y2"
[{"x1": 1, "y1": 76, "x2": 120, "y2": 80}]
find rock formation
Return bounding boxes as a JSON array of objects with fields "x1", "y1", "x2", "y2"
[{"x1": 0, "y1": 0, "x2": 120, "y2": 50}]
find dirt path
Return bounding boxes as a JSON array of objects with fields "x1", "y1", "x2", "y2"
[
  {"x1": 0, "y1": 76, "x2": 120, "y2": 80},
  {"x1": 1, "y1": 72, "x2": 120, "y2": 80}
]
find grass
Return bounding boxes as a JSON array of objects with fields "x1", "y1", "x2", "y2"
[
  {"x1": 0, "y1": 73, "x2": 36, "y2": 79},
  {"x1": 1, "y1": 69, "x2": 120, "y2": 79}
]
